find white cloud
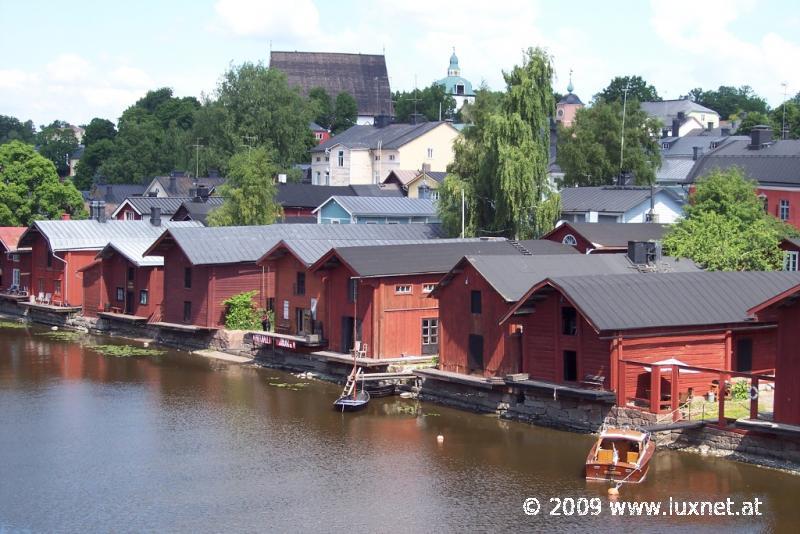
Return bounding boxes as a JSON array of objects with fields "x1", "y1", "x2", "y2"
[
  {"x1": 111, "y1": 66, "x2": 154, "y2": 88},
  {"x1": 45, "y1": 53, "x2": 93, "y2": 83},
  {"x1": 0, "y1": 69, "x2": 36, "y2": 89},
  {"x1": 213, "y1": 0, "x2": 319, "y2": 39}
]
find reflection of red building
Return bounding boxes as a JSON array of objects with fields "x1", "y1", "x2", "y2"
[{"x1": 0, "y1": 227, "x2": 31, "y2": 292}]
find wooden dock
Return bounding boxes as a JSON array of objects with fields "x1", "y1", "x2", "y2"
[{"x1": 643, "y1": 420, "x2": 706, "y2": 433}]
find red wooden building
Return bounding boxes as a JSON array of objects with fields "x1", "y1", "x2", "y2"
[
  {"x1": 542, "y1": 222, "x2": 670, "y2": 254},
  {"x1": 0, "y1": 227, "x2": 31, "y2": 292},
  {"x1": 275, "y1": 183, "x2": 403, "y2": 219},
  {"x1": 80, "y1": 240, "x2": 165, "y2": 320}
]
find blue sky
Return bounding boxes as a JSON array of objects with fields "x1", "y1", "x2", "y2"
[{"x1": 2, "y1": 0, "x2": 800, "y2": 127}]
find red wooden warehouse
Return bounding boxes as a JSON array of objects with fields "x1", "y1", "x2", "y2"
[
  {"x1": 542, "y1": 222, "x2": 670, "y2": 254},
  {"x1": 0, "y1": 227, "x2": 31, "y2": 293}
]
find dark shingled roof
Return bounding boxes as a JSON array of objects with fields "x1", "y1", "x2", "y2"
[
  {"x1": 270, "y1": 51, "x2": 392, "y2": 117},
  {"x1": 275, "y1": 183, "x2": 403, "y2": 209},
  {"x1": 87, "y1": 184, "x2": 147, "y2": 205},
  {"x1": 559, "y1": 93, "x2": 583, "y2": 105},
  {"x1": 561, "y1": 186, "x2": 680, "y2": 214},
  {"x1": 546, "y1": 271, "x2": 800, "y2": 331},
  {"x1": 114, "y1": 197, "x2": 193, "y2": 217},
  {"x1": 316, "y1": 239, "x2": 577, "y2": 277},
  {"x1": 684, "y1": 139, "x2": 800, "y2": 186},
  {"x1": 150, "y1": 175, "x2": 226, "y2": 197},
  {"x1": 170, "y1": 198, "x2": 226, "y2": 225},
  {"x1": 546, "y1": 222, "x2": 671, "y2": 248},
  {"x1": 312, "y1": 122, "x2": 455, "y2": 153}
]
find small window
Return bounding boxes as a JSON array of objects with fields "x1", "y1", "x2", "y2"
[
  {"x1": 557, "y1": 109, "x2": 564, "y2": 118},
  {"x1": 338, "y1": 150, "x2": 344, "y2": 167},
  {"x1": 316, "y1": 156, "x2": 321, "y2": 162},
  {"x1": 422, "y1": 283, "x2": 436, "y2": 293},
  {"x1": 562, "y1": 307, "x2": 577, "y2": 336},
  {"x1": 374, "y1": 155, "x2": 380, "y2": 161},
  {"x1": 348, "y1": 278, "x2": 358, "y2": 303},
  {"x1": 11, "y1": 254, "x2": 19, "y2": 262},
  {"x1": 38, "y1": 278, "x2": 44, "y2": 293},
  {"x1": 785, "y1": 251, "x2": 799, "y2": 272},
  {"x1": 324, "y1": 155, "x2": 329, "y2": 162},
  {"x1": 183, "y1": 301, "x2": 192, "y2": 323},
  {"x1": 780, "y1": 199, "x2": 790, "y2": 221},
  {"x1": 431, "y1": 190, "x2": 440, "y2": 200},
  {"x1": 295, "y1": 272, "x2": 306, "y2": 296},
  {"x1": 54, "y1": 280, "x2": 61, "y2": 296},
  {"x1": 427, "y1": 148, "x2": 433, "y2": 158},
  {"x1": 395, "y1": 284, "x2": 412, "y2": 294},
  {"x1": 124, "y1": 211, "x2": 135, "y2": 221},
  {"x1": 468, "y1": 334, "x2": 484, "y2": 371},
  {"x1": 116, "y1": 287, "x2": 124, "y2": 301},
  {"x1": 184, "y1": 267, "x2": 192, "y2": 289},
  {"x1": 563, "y1": 350, "x2": 578, "y2": 382},
  {"x1": 470, "y1": 290, "x2": 482, "y2": 314},
  {"x1": 315, "y1": 171, "x2": 321, "y2": 184},
  {"x1": 735, "y1": 338, "x2": 753, "y2": 372},
  {"x1": 139, "y1": 290, "x2": 148, "y2": 305},
  {"x1": 324, "y1": 171, "x2": 330, "y2": 185},
  {"x1": 127, "y1": 267, "x2": 135, "y2": 282},
  {"x1": 562, "y1": 234, "x2": 577, "y2": 246},
  {"x1": 422, "y1": 318, "x2": 438, "y2": 345},
  {"x1": 388, "y1": 154, "x2": 395, "y2": 161}
]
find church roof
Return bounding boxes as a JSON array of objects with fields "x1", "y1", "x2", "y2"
[
  {"x1": 559, "y1": 93, "x2": 583, "y2": 105},
  {"x1": 437, "y1": 76, "x2": 475, "y2": 96}
]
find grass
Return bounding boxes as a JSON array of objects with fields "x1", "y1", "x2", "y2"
[
  {"x1": 0, "y1": 320, "x2": 27, "y2": 329},
  {"x1": 88, "y1": 345, "x2": 165, "y2": 358},
  {"x1": 35, "y1": 331, "x2": 83, "y2": 342},
  {"x1": 267, "y1": 381, "x2": 308, "y2": 391},
  {"x1": 685, "y1": 397, "x2": 772, "y2": 421}
]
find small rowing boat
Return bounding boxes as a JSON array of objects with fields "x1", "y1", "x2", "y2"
[{"x1": 585, "y1": 427, "x2": 655, "y2": 484}]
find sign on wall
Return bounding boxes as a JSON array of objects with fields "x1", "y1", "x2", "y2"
[{"x1": 283, "y1": 300, "x2": 289, "y2": 320}]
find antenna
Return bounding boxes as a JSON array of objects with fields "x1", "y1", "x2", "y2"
[
  {"x1": 188, "y1": 138, "x2": 204, "y2": 179},
  {"x1": 619, "y1": 80, "x2": 630, "y2": 180},
  {"x1": 781, "y1": 82, "x2": 789, "y2": 140},
  {"x1": 242, "y1": 135, "x2": 258, "y2": 159}
]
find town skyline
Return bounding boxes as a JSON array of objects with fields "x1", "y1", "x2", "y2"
[{"x1": 2, "y1": 0, "x2": 800, "y2": 126}]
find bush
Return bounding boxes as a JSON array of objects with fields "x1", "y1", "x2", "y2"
[
  {"x1": 222, "y1": 290, "x2": 262, "y2": 330},
  {"x1": 731, "y1": 380, "x2": 750, "y2": 400}
]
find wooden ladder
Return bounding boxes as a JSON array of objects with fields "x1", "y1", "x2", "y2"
[{"x1": 343, "y1": 367, "x2": 364, "y2": 397}]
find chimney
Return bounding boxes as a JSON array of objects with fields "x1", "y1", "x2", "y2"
[
  {"x1": 693, "y1": 146, "x2": 703, "y2": 161},
  {"x1": 168, "y1": 175, "x2": 177, "y2": 194},
  {"x1": 61, "y1": 213, "x2": 71, "y2": 221},
  {"x1": 150, "y1": 206, "x2": 161, "y2": 227},
  {"x1": 671, "y1": 118, "x2": 681, "y2": 136},
  {"x1": 627, "y1": 241, "x2": 657, "y2": 265},
  {"x1": 195, "y1": 185, "x2": 210, "y2": 201},
  {"x1": 90, "y1": 200, "x2": 107, "y2": 223},
  {"x1": 677, "y1": 111, "x2": 685, "y2": 121},
  {"x1": 373, "y1": 115, "x2": 392, "y2": 128},
  {"x1": 421, "y1": 163, "x2": 431, "y2": 173},
  {"x1": 749, "y1": 125, "x2": 773, "y2": 149}
]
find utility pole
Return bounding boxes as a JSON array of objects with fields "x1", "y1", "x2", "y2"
[
  {"x1": 189, "y1": 138, "x2": 204, "y2": 179},
  {"x1": 461, "y1": 187, "x2": 465, "y2": 238},
  {"x1": 242, "y1": 135, "x2": 258, "y2": 159},
  {"x1": 619, "y1": 81, "x2": 630, "y2": 183},
  {"x1": 781, "y1": 82, "x2": 789, "y2": 140}
]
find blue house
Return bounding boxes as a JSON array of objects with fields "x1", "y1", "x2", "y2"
[{"x1": 313, "y1": 196, "x2": 439, "y2": 224}]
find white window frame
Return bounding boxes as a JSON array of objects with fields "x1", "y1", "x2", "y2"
[
  {"x1": 422, "y1": 318, "x2": 439, "y2": 345},
  {"x1": 388, "y1": 154, "x2": 395, "y2": 161},
  {"x1": 785, "y1": 251, "x2": 799, "y2": 271},
  {"x1": 395, "y1": 284, "x2": 412, "y2": 295},
  {"x1": 780, "y1": 199, "x2": 790, "y2": 221},
  {"x1": 124, "y1": 211, "x2": 136, "y2": 221},
  {"x1": 12, "y1": 268, "x2": 20, "y2": 287},
  {"x1": 427, "y1": 148, "x2": 433, "y2": 158},
  {"x1": 562, "y1": 234, "x2": 578, "y2": 246},
  {"x1": 422, "y1": 283, "x2": 436, "y2": 293},
  {"x1": 337, "y1": 150, "x2": 344, "y2": 167}
]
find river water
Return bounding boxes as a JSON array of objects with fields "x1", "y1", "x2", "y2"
[{"x1": 0, "y1": 324, "x2": 797, "y2": 533}]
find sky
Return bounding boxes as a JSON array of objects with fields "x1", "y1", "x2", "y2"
[{"x1": 2, "y1": 0, "x2": 800, "y2": 127}]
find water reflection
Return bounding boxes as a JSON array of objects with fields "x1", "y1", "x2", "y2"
[{"x1": 0, "y1": 325, "x2": 795, "y2": 533}]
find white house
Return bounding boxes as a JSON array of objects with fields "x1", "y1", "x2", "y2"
[{"x1": 559, "y1": 186, "x2": 684, "y2": 224}]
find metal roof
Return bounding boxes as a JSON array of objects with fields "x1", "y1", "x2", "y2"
[
  {"x1": 560, "y1": 186, "x2": 680, "y2": 214},
  {"x1": 275, "y1": 183, "x2": 402, "y2": 209},
  {"x1": 547, "y1": 222, "x2": 671, "y2": 248},
  {"x1": 86, "y1": 184, "x2": 147, "y2": 205},
  {"x1": 149, "y1": 175, "x2": 226, "y2": 197},
  {"x1": 640, "y1": 99, "x2": 719, "y2": 126},
  {"x1": 19, "y1": 219, "x2": 202, "y2": 252},
  {"x1": 316, "y1": 239, "x2": 577, "y2": 277},
  {"x1": 656, "y1": 158, "x2": 698, "y2": 183},
  {"x1": 147, "y1": 223, "x2": 448, "y2": 266},
  {"x1": 170, "y1": 198, "x2": 226, "y2": 224},
  {"x1": 111, "y1": 196, "x2": 194, "y2": 218},
  {"x1": 312, "y1": 122, "x2": 454, "y2": 153},
  {"x1": 316, "y1": 196, "x2": 438, "y2": 217},
  {"x1": 0, "y1": 227, "x2": 27, "y2": 252},
  {"x1": 97, "y1": 239, "x2": 165, "y2": 267},
  {"x1": 547, "y1": 271, "x2": 800, "y2": 331},
  {"x1": 684, "y1": 139, "x2": 800, "y2": 186},
  {"x1": 461, "y1": 253, "x2": 698, "y2": 303}
]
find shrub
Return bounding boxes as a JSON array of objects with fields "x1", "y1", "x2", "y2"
[
  {"x1": 731, "y1": 380, "x2": 750, "y2": 401},
  {"x1": 223, "y1": 290, "x2": 262, "y2": 330}
]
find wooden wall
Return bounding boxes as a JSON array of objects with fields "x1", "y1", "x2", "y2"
[{"x1": 773, "y1": 303, "x2": 800, "y2": 425}]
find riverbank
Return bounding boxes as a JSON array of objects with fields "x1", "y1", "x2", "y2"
[{"x1": 3, "y1": 302, "x2": 800, "y2": 475}]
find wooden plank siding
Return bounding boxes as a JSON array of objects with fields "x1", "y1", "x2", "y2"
[
  {"x1": 0, "y1": 249, "x2": 31, "y2": 291},
  {"x1": 162, "y1": 246, "x2": 210, "y2": 326},
  {"x1": 81, "y1": 253, "x2": 164, "y2": 320},
  {"x1": 29, "y1": 233, "x2": 96, "y2": 306},
  {"x1": 543, "y1": 224, "x2": 596, "y2": 253}
]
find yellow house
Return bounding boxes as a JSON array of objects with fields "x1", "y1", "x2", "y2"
[
  {"x1": 310, "y1": 121, "x2": 459, "y2": 186},
  {"x1": 383, "y1": 166, "x2": 447, "y2": 199}
]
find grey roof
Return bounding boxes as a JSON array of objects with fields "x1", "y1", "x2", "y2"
[
  {"x1": 150, "y1": 175, "x2": 226, "y2": 197},
  {"x1": 87, "y1": 184, "x2": 147, "y2": 205},
  {"x1": 19, "y1": 219, "x2": 202, "y2": 252},
  {"x1": 317, "y1": 196, "x2": 437, "y2": 217},
  {"x1": 147, "y1": 223, "x2": 447, "y2": 266},
  {"x1": 312, "y1": 122, "x2": 454, "y2": 153},
  {"x1": 684, "y1": 139, "x2": 800, "y2": 186},
  {"x1": 318, "y1": 239, "x2": 576, "y2": 277},
  {"x1": 559, "y1": 93, "x2": 583, "y2": 105},
  {"x1": 660, "y1": 135, "x2": 748, "y2": 158},
  {"x1": 97, "y1": 239, "x2": 165, "y2": 267},
  {"x1": 561, "y1": 186, "x2": 680, "y2": 214},
  {"x1": 170, "y1": 198, "x2": 226, "y2": 224},
  {"x1": 547, "y1": 271, "x2": 800, "y2": 331},
  {"x1": 656, "y1": 158, "x2": 698, "y2": 183},
  {"x1": 113, "y1": 196, "x2": 193, "y2": 217},
  {"x1": 461, "y1": 253, "x2": 698, "y2": 303},
  {"x1": 276, "y1": 183, "x2": 402, "y2": 209},
  {"x1": 270, "y1": 51, "x2": 392, "y2": 117},
  {"x1": 550, "y1": 222, "x2": 671, "y2": 248},
  {"x1": 640, "y1": 99, "x2": 719, "y2": 126}
]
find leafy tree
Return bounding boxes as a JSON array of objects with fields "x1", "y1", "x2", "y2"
[
  {"x1": 98, "y1": 107, "x2": 171, "y2": 183},
  {"x1": 216, "y1": 62, "x2": 315, "y2": 166},
  {"x1": 735, "y1": 111, "x2": 776, "y2": 135},
  {"x1": 393, "y1": 84, "x2": 457, "y2": 122},
  {"x1": 36, "y1": 121, "x2": 79, "y2": 176},
  {"x1": 73, "y1": 138, "x2": 115, "y2": 190},
  {"x1": 0, "y1": 115, "x2": 36, "y2": 144},
  {"x1": 222, "y1": 290, "x2": 263, "y2": 330},
  {"x1": 439, "y1": 47, "x2": 560, "y2": 239},
  {"x1": 308, "y1": 87, "x2": 334, "y2": 130},
  {"x1": 207, "y1": 146, "x2": 282, "y2": 226},
  {"x1": 685, "y1": 86, "x2": 769, "y2": 120},
  {"x1": 0, "y1": 141, "x2": 86, "y2": 225},
  {"x1": 595, "y1": 75, "x2": 661, "y2": 104},
  {"x1": 557, "y1": 101, "x2": 662, "y2": 186},
  {"x1": 770, "y1": 101, "x2": 800, "y2": 139},
  {"x1": 456, "y1": 84, "x2": 504, "y2": 125},
  {"x1": 82, "y1": 118, "x2": 116, "y2": 146},
  {"x1": 331, "y1": 92, "x2": 358, "y2": 134},
  {"x1": 663, "y1": 168, "x2": 783, "y2": 271}
]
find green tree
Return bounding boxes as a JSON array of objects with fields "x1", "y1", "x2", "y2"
[
  {"x1": 308, "y1": 87, "x2": 334, "y2": 130},
  {"x1": 735, "y1": 111, "x2": 776, "y2": 135},
  {"x1": 222, "y1": 290, "x2": 263, "y2": 330},
  {"x1": 82, "y1": 118, "x2": 116, "y2": 146},
  {"x1": 685, "y1": 86, "x2": 768, "y2": 120},
  {"x1": 331, "y1": 92, "x2": 358, "y2": 134},
  {"x1": 0, "y1": 141, "x2": 86, "y2": 225},
  {"x1": 439, "y1": 47, "x2": 560, "y2": 239},
  {"x1": 36, "y1": 121, "x2": 79, "y2": 176},
  {"x1": 663, "y1": 168, "x2": 783, "y2": 271},
  {"x1": 557, "y1": 100, "x2": 661, "y2": 187},
  {"x1": 0, "y1": 115, "x2": 36, "y2": 144},
  {"x1": 456, "y1": 84, "x2": 504, "y2": 125},
  {"x1": 393, "y1": 84, "x2": 457, "y2": 122},
  {"x1": 207, "y1": 146, "x2": 282, "y2": 226},
  {"x1": 770, "y1": 102, "x2": 800, "y2": 139},
  {"x1": 73, "y1": 138, "x2": 115, "y2": 190},
  {"x1": 99, "y1": 107, "x2": 171, "y2": 183},
  {"x1": 595, "y1": 75, "x2": 661, "y2": 103}
]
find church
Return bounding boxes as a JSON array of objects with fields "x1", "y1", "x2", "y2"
[{"x1": 435, "y1": 49, "x2": 476, "y2": 109}]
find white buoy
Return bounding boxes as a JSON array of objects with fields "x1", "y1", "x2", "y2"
[
  {"x1": 143, "y1": 342, "x2": 150, "y2": 348},
  {"x1": 436, "y1": 435, "x2": 444, "y2": 444},
  {"x1": 51, "y1": 326, "x2": 58, "y2": 331}
]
